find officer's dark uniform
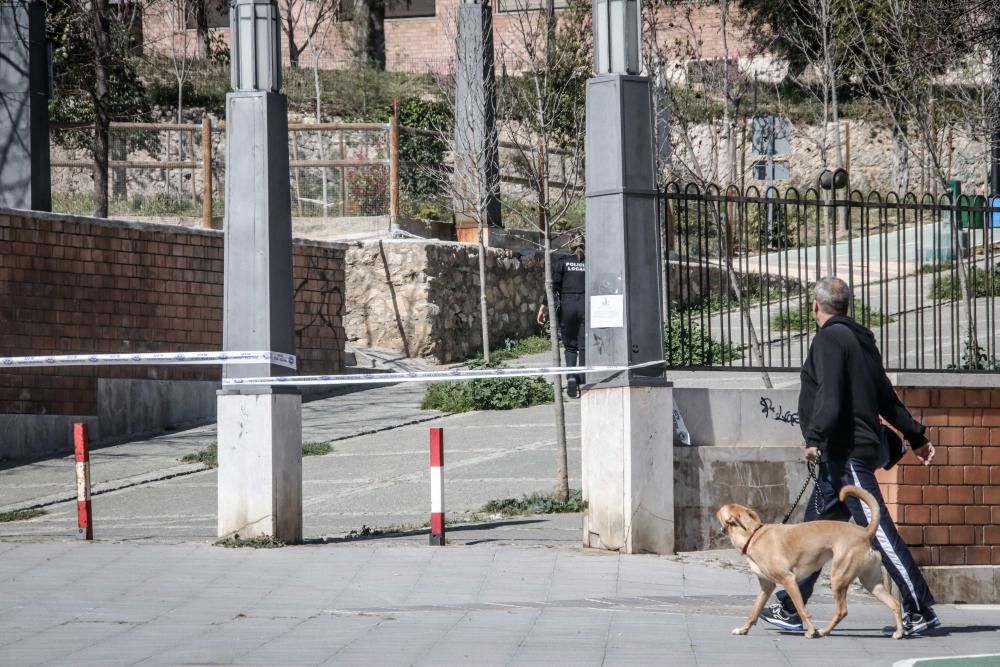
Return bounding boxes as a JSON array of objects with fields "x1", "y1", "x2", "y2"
[{"x1": 551, "y1": 251, "x2": 586, "y2": 373}]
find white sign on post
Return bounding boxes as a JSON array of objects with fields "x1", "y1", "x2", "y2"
[{"x1": 590, "y1": 294, "x2": 624, "y2": 328}]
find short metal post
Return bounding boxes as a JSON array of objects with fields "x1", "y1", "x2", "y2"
[
  {"x1": 389, "y1": 100, "x2": 401, "y2": 231},
  {"x1": 429, "y1": 427, "x2": 445, "y2": 546},
  {"x1": 74, "y1": 423, "x2": 93, "y2": 540}
]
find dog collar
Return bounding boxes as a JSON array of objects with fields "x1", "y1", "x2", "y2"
[{"x1": 741, "y1": 525, "x2": 763, "y2": 556}]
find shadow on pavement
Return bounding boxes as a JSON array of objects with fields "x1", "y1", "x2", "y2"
[{"x1": 304, "y1": 518, "x2": 548, "y2": 544}]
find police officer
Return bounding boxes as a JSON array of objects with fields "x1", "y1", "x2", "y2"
[{"x1": 537, "y1": 237, "x2": 586, "y2": 397}]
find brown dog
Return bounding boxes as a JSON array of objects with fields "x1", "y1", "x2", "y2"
[{"x1": 717, "y1": 485, "x2": 903, "y2": 639}]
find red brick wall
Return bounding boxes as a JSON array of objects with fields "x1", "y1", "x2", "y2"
[
  {"x1": 0, "y1": 210, "x2": 345, "y2": 417},
  {"x1": 141, "y1": 1, "x2": 754, "y2": 74},
  {"x1": 879, "y1": 387, "x2": 1000, "y2": 567}
]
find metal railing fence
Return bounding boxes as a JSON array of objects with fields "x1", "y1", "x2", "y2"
[
  {"x1": 663, "y1": 182, "x2": 1000, "y2": 372},
  {"x1": 49, "y1": 119, "x2": 396, "y2": 225}
]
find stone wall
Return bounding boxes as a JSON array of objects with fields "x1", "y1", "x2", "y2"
[
  {"x1": 673, "y1": 119, "x2": 988, "y2": 194},
  {"x1": 0, "y1": 208, "x2": 346, "y2": 459},
  {"x1": 344, "y1": 239, "x2": 544, "y2": 362}
]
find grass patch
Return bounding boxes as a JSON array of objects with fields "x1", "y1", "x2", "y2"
[
  {"x1": 215, "y1": 534, "x2": 286, "y2": 549},
  {"x1": 181, "y1": 443, "x2": 218, "y2": 468},
  {"x1": 302, "y1": 441, "x2": 334, "y2": 457},
  {"x1": 0, "y1": 509, "x2": 46, "y2": 523},
  {"x1": 770, "y1": 302, "x2": 894, "y2": 332},
  {"x1": 919, "y1": 261, "x2": 953, "y2": 274},
  {"x1": 493, "y1": 334, "x2": 551, "y2": 361},
  {"x1": 930, "y1": 267, "x2": 1000, "y2": 300},
  {"x1": 481, "y1": 489, "x2": 587, "y2": 516}
]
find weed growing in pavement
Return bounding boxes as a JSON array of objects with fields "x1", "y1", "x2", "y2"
[
  {"x1": 215, "y1": 534, "x2": 286, "y2": 548},
  {"x1": 181, "y1": 443, "x2": 218, "y2": 468},
  {"x1": 302, "y1": 441, "x2": 334, "y2": 457},
  {"x1": 0, "y1": 509, "x2": 46, "y2": 522},
  {"x1": 481, "y1": 489, "x2": 587, "y2": 516},
  {"x1": 182, "y1": 441, "x2": 335, "y2": 467},
  {"x1": 343, "y1": 523, "x2": 422, "y2": 540}
]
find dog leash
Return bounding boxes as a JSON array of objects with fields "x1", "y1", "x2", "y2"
[{"x1": 781, "y1": 460, "x2": 819, "y2": 525}]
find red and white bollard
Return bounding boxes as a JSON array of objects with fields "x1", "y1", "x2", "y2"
[
  {"x1": 74, "y1": 423, "x2": 93, "y2": 540},
  {"x1": 429, "y1": 427, "x2": 445, "y2": 546}
]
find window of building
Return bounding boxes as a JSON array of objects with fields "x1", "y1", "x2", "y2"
[
  {"x1": 496, "y1": 0, "x2": 568, "y2": 13},
  {"x1": 185, "y1": 0, "x2": 229, "y2": 30},
  {"x1": 386, "y1": 0, "x2": 436, "y2": 19}
]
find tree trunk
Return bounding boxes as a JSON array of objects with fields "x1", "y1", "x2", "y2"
[
  {"x1": 478, "y1": 221, "x2": 491, "y2": 363},
  {"x1": 353, "y1": 0, "x2": 386, "y2": 69},
  {"x1": 367, "y1": 0, "x2": 386, "y2": 70},
  {"x1": 92, "y1": 0, "x2": 112, "y2": 218},
  {"x1": 194, "y1": 0, "x2": 210, "y2": 58},
  {"x1": 544, "y1": 232, "x2": 570, "y2": 502}
]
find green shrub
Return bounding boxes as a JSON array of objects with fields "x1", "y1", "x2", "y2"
[
  {"x1": 949, "y1": 339, "x2": 1000, "y2": 370},
  {"x1": 481, "y1": 489, "x2": 586, "y2": 515},
  {"x1": 664, "y1": 315, "x2": 740, "y2": 366},
  {"x1": 421, "y1": 363, "x2": 554, "y2": 413}
]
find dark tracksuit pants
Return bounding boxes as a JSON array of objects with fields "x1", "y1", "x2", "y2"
[
  {"x1": 776, "y1": 457, "x2": 936, "y2": 616},
  {"x1": 558, "y1": 293, "x2": 586, "y2": 377}
]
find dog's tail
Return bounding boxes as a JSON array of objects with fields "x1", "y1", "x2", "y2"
[{"x1": 838, "y1": 485, "x2": 881, "y2": 540}]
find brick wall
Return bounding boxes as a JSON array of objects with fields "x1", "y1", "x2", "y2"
[
  {"x1": 141, "y1": 1, "x2": 753, "y2": 74},
  {"x1": 879, "y1": 387, "x2": 1000, "y2": 567},
  {"x1": 0, "y1": 210, "x2": 345, "y2": 418}
]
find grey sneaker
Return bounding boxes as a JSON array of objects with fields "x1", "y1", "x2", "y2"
[
  {"x1": 760, "y1": 602, "x2": 803, "y2": 631},
  {"x1": 883, "y1": 609, "x2": 941, "y2": 637}
]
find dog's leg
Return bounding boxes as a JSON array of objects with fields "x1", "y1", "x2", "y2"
[
  {"x1": 780, "y1": 575, "x2": 820, "y2": 638},
  {"x1": 732, "y1": 578, "x2": 776, "y2": 635},
  {"x1": 860, "y1": 557, "x2": 904, "y2": 639},
  {"x1": 819, "y1": 564, "x2": 851, "y2": 637}
]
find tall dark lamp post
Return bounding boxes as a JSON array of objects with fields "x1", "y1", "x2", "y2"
[{"x1": 581, "y1": 0, "x2": 674, "y2": 555}]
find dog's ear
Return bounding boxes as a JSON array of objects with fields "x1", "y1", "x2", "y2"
[{"x1": 746, "y1": 508, "x2": 762, "y2": 526}]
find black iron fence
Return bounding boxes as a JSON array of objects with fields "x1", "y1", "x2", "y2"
[{"x1": 662, "y1": 182, "x2": 1000, "y2": 372}]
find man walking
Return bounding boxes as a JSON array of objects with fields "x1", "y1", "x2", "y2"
[{"x1": 761, "y1": 277, "x2": 940, "y2": 637}]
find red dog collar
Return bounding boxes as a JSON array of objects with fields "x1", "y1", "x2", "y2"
[{"x1": 741, "y1": 525, "x2": 764, "y2": 556}]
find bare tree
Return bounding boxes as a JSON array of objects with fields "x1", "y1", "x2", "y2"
[
  {"x1": 278, "y1": 0, "x2": 339, "y2": 67},
  {"x1": 497, "y1": 0, "x2": 589, "y2": 501}
]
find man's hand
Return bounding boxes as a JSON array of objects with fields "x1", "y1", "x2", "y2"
[
  {"x1": 804, "y1": 446, "x2": 820, "y2": 463},
  {"x1": 536, "y1": 304, "x2": 547, "y2": 325},
  {"x1": 912, "y1": 442, "x2": 936, "y2": 466}
]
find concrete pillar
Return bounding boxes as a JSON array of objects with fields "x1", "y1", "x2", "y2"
[
  {"x1": 217, "y1": 0, "x2": 302, "y2": 544},
  {"x1": 0, "y1": 0, "x2": 50, "y2": 211},
  {"x1": 581, "y1": 73, "x2": 674, "y2": 555},
  {"x1": 453, "y1": 0, "x2": 501, "y2": 240}
]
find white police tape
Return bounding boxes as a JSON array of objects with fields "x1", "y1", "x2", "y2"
[
  {"x1": 222, "y1": 359, "x2": 666, "y2": 387},
  {"x1": 0, "y1": 350, "x2": 297, "y2": 370}
]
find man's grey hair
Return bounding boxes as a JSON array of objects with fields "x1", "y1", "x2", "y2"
[{"x1": 814, "y1": 277, "x2": 851, "y2": 316}]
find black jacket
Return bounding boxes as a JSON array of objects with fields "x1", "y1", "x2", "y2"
[
  {"x1": 799, "y1": 315, "x2": 927, "y2": 464},
  {"x1": 543, "y1": 252, "x2": 586, "y2": 307}
]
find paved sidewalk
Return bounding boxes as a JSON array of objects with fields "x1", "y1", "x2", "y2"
[
  {"x1": 2, "y1": 540, "x2": 998, "y2": 666},
  {"x1": 3, "y1": 355, "x2": 998, "y2": 665}
]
